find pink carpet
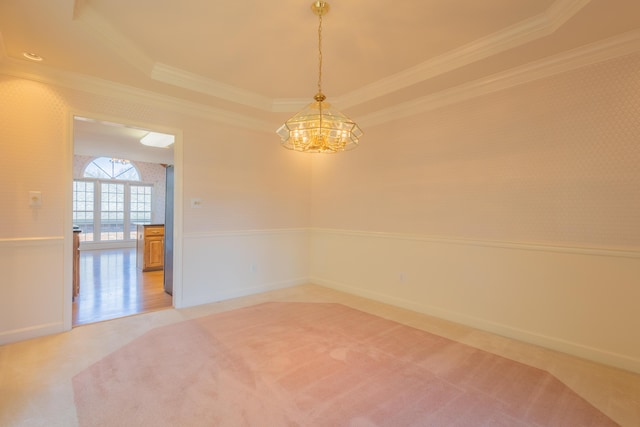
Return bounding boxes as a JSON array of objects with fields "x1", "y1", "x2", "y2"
[{"x1": 73, "y1": 302, "x2": 618, "y2": 426}]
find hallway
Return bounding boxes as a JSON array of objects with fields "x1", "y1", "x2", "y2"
[{"x1": 72, "y1": 248, "x2": 172, "y2": 326}]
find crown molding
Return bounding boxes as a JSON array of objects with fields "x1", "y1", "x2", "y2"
[
  {"x1": 0, "y1": 58, "x2": 274, "y2": 133},
  {"x1": 271, "y1": 98, "x2": 308, "y2": 113},
  {"x1": 74, "y1": 2, "x2": 274, "y2": 112},
  {"x1": 545, "y1": 0, "x2": 592, "y2": 31},
  {"x1": 2, "y1": 26, "x2": 638, "y2": 135},
  {"x1": 358, "y1": 29, "x2": 640, "y2": 128},
  {"x1": 73, "y1": 3, "x2": 155, "y2": 75},
  {"x1": 151, "y1": 63, "x2": 273, "y2": 111},
  {"x1": 335, "y1": 0, "x2": 591, "y2": 109},
  {"x1": 72, "y1": 0, "x2": 591, "y2": 113}
]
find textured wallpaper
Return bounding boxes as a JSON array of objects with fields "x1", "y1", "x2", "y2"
[
  {"x1": 311, "y1": 52, "x2": 640, "y2": 250},
  {"x1": 0, "y1": 78, "x2": 70, "y2": 237},
  {"x1": 3, "y1": 49, "x2": 638, "y2": 249},
  {"x1": 1, "y1": 70, "x2": 311, "y2": 238}
]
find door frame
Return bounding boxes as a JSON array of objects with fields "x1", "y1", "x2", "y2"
[{"x1": 65, "y1": 111, "x2": 184, "y2": 330}]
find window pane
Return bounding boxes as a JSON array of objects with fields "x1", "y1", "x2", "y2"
[
  {"x1": 101, "y1": 182, "x2": 125, "y2": 241},
  {"x1": 130, "y1": 184, "x2": 153, "y2": 239},
  {"x1": 73, "y1": 180, "x2": 95, "y2": 242},
  {"x1": 83, "y1": 157, "x2": 141, "y2": 181},
  {"x1": 75, "y1": 169, "x2": 151, "y2": 243}
]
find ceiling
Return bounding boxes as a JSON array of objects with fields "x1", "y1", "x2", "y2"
[
  {"x1": 73, "y1": 117, "x2": 175, "y2": 164},
  {"x1": 1, "y1": 0, "x2": 640, "y2": 143}
]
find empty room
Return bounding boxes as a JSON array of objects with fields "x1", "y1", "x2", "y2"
[{"x1": 1, "y1": 0, "x2": 639, "y2": 425}]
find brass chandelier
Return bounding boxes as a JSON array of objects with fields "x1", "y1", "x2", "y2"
[{"x1": 276, "y1": 1, "x2": 363, "y2": 153}]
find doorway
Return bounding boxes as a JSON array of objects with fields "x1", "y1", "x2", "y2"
[{"x1": 71, "y1": 115, "x2": 177, "y2": 325}]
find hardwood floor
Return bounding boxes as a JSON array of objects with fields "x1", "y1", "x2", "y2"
[{"x1": 72, "y1": 248, "x2": 173, "y2": 326}]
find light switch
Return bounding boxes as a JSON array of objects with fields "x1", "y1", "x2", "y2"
[{"x1": 29, "y1": 191, "x2": 42, "y2": 207}]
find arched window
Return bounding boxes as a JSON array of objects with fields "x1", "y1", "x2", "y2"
[
  {"x1": 84, "y1": 157, "x2": 141, "y2": 181},
  {"x1": 74, "y1": 157, "x2": 153, "y2": 244}
]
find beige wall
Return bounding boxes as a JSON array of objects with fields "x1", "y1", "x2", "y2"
[
  {"x1": 310, "y1": 52, "x2": 640, "y2": 372},
  {"x1": 311, "y1": 53, "x2": 640, "y2": 249},
  {"x1": 1, "y1": 51, "x2": 639, "y2": 373},
  {"x1": 0, "y1": 75, "x2": 311, "y2": 343},
  {"x1": 0, "y1": 79, "x2": 70, "y2": 239}
]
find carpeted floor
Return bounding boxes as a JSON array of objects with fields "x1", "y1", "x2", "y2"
[{"x1": 72, "y1": 302, "x2": 618, "y2": 426}]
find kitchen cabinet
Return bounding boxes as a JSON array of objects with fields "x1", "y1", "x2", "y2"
[
  {"x1": 73, "y1": 228, "x2": 81, "y2": 299},
  {"x1": 136, "y1": 224, "x2": 164, "y2": 271}
]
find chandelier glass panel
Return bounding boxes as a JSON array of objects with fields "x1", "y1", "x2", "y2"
[{"x1": 276, "y1": 1, "x2": 363, "y2": 153}]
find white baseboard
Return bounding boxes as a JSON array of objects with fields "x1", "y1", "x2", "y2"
[
  {"x1": 214, "y1": 277, "x2": 309, "y2": 303},
  {"x1": 181, "y1": 277, "x2": 308, "y2": 308},
  {"x1": 0, "y1": 322, "x2": 67, "y2": 346},
  {"x1": 311, "y1": 277, "x2": 640, "y2": 375}
]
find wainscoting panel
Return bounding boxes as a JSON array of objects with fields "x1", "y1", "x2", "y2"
[
  {"x1": 309, "y1": 229, "x2": 640, "y2": 374},
  {"x1": 0, "y1": 238, "x2": 66, "y2": 344},
  {"x1": 181, "y1": 229, "x2": 310, "y2": 307}
]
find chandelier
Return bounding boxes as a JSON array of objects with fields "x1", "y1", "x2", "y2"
[
  {"x1": 110, "y1": 158, "x2": 130, "y2": 165},
  {"x1": 276, "y1": 1, "x2": 362, "y2": 153}
]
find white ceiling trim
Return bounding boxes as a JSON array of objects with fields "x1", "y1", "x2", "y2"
[
  {"x1": 73, "y1": 0, "x2": 590, "y2": 113},
  {"x1": 544, "y1": 0, "x2": 593, "y2": 31},
  {"x1": 151, "y1": 63, "x2": 273, "y2": 111},
  {"x1": 0, "y1": 58, "x2": 275, "y2": 133},
  {"x1": 358, "y1": 29, "x2": 640, "y2": 129},
  {"x1": 335, "y1": 0, "x2": 591, "y2": 109},
  {"x1": 271, "y1": 98, "x2": 309, "y2": 113},
  {"x1": 74, "y1": 2, "x2": 277, "y2": 111},
  {"x1": 1, "y1": 29, "x2": 637, "y2": 136},
  {"x1": 74, "y1": 3, "x2": 155, "y2": 75}
]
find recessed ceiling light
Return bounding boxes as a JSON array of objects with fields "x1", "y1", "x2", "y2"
[{"x1": 23, "y1": 52, "x2": 44, "y2": 62}]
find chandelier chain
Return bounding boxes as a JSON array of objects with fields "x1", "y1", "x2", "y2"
[{"x1": 317, "y1": 12, "x2": 323, "y2": 95}]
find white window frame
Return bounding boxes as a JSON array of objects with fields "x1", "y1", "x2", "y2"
[{"x1": 73, "y1": 178, "x2": 154, "y2": 249}]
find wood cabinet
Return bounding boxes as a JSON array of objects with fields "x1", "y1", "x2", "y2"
[
  {"x1": 136, "y1": 224, "x2": 164, "y2": 271},
  {"x1": 73, "y1": 229, "x2": 81, "y2": 300}
]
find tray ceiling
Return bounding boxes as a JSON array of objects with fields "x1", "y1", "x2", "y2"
[{"x1": 1, "y1": 0, "x2": 640, "y2": 130}]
